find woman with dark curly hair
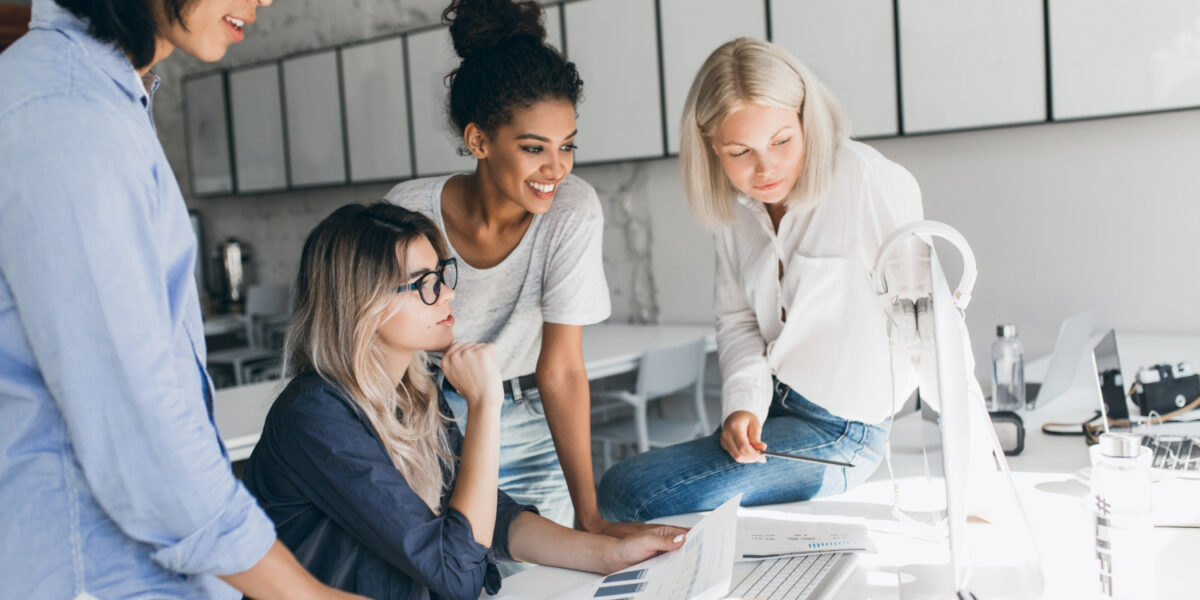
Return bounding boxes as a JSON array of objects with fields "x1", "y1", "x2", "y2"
[{"x1": 386, "y1": 0, "x2": 677, "y2": 542}]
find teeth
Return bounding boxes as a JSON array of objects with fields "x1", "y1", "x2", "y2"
[
  {"x1": 225, "y1": 16, "x2": 244, "y2": 28},
  {"x1": 528, "y1": 181, "x2": 555, "y2": 194}
]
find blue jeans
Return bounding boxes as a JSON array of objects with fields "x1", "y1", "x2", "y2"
[
  {"x1": 440, "y1": 381, "x2": 573, "y2": 530},
  {"x1": 597, "y1": 380, "x2": 887, "y2": 522}
]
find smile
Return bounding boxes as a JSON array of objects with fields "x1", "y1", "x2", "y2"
[
  {"x1": 527, "y1": 180, "x2": 557, "y2": 195},
  {"x1": 224, "y1": 16, "x2": 245, "y2": 30}
]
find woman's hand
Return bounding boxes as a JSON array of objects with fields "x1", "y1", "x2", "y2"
[
  {"x1": 583, "y1": 517, "x2": 689, "y2": 540},
  {"x1": 600, "y1": 526, "x2": 688, "y2": 573},
  {"x1": 720, "y1": 410, "x2": 767, "y2": 463},
  {"x1": 441, "y1": 341, "x2": 503, "y2": 411}
]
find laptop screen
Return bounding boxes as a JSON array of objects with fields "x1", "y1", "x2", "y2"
[{"x1": 1093, "y1": 330, "x2": 1128, "y2": 421}]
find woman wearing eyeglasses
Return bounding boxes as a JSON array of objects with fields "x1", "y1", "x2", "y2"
[
  {"x1": 241, "y1": 203, "x2": 685, "y2": 600},
  {"x1": 383, "y1": 0, "x2": 665, "y2": 541}
]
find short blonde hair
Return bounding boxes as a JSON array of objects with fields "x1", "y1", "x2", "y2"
[{"x1": 680, "y1": 38, "x2": 849, "y2": 229}]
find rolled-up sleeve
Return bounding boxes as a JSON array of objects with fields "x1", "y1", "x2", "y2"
[
  {"x1": 712, "y1": 228, "x2": 773, "y2": 427},
  {"x1": 268, "y1": 388, "x2": 535, "y2": 600},
  {"x1": 860, "y1": 159, "x2": 928, "y2": 300},
  {"x1": 0, "y1": 96, "x2": 275, "y2": 576},
  {"x1": 491, "y1": 488, "x2": 538, "y2": 563}
]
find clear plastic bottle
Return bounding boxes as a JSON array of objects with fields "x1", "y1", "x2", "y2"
[
  {"x1": 990, "y1": 324, "x2": 1025, "y2": 411},
  {"x1": 1091, "y1": 432, "x2": 1154, "y2": 599}
]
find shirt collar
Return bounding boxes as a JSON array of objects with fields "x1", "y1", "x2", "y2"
[{"x1": 30, "y1": 0, "x2": 156, "y2": 106}]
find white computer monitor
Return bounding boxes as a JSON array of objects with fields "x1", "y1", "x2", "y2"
[{"x1": 879, "y1": 222, "x2": 1043, "y2": 598}]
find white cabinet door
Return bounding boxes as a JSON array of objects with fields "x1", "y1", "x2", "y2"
[
  {"x1": 771, "y1": 0, "x2": 898, "y2": 138},
  {"x1": 1050, "y1": 0, "x2": 1200, "y2": 120},
  {"x1": 282, "y1": 50, "x2": 347, "y2": 187},
  {"x1": 899, "y1": 0, "x2": 1045, "y2": 134},
  {"x1": 565, "y1": 0, "x2": 665, "y2": 163},
  {"x1": 341, "y1": 37, "x2": 413, "y2": 182}
]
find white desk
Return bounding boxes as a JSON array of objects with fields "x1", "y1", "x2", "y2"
[
  {"x1": 582, "y1": 323, "x2": 716, "y2": 379},
  {"x1": 203, "y1": 313, "x2": 245, "y2": 337},
  {"x1": 495, "y1": 332, "x2": 1200, "y2": 599},
  {"x1": 213, "y1": 322, "x2": 715, "y2": 461}
]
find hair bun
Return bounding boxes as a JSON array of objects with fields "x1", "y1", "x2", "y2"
[{"x1": 443, "y1": 0, "x2": 547, "y2": 60}]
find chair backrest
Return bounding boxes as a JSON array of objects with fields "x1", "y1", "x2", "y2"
[
  {"x1": 636, "y1": 337, "x2": 707, "y2": 400},
  {"x1": 243, "y1": 284, "x2": 291, "y2": 348},
  {"x1": 245, "y1": 284, "x2": 291, "y2": 316}
]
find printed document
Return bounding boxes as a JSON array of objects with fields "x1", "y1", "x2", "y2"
[{"x1": 556, "y1": 494, "x2": 741, "y2": 600}]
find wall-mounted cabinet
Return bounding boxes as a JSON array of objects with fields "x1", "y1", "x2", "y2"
[
  {"x1": 659, "y1": 0, "x2": 767, "y2": 154},
  {"x1": 899, "y1": 0, "x2": 1045, "y2": 134},
  {"x1": 1049, "y1": 0, "x2": 1200, "y2": 121},
  {"x1": 228, "y1": 64, "x2": 287, "y2": 193},
  {"x1": 564, "y1": 0, "x2": 664, "y2": 163},
  {"x1": 183, "y1": 0, "x2": 1200, "y2": 197},
  {"x1": 407, "y1": 25, "x2": 475, "y2": 177},
  {"x1": 183, "y1": 72, "x2": 234, "y2": 195},
  {"x1": 771, "y1": 0, "x2": 898, "y2": 138},
  {"x1": 341, "y1": 37, "x2": 414, "y2": 183},
  {"x1": 282, "y1": 50, "x2": 347, "y2": 187}
]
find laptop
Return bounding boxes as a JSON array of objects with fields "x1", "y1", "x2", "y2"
[
  {"x1": 726, "y1": 553, "x2": 856, "y2": 600},
  {"x1": 1090, "y1": 330, "x2": 1200, "y2": 479},
  {"x1": 1026, "y1": 311, "x2": 1096, "y2": 409}
]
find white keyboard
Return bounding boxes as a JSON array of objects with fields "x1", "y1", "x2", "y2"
[
  {"x1": 728, "y1": 553, "x2": 855, "y2": 600},
  {"x1": 1143, "y1": 435, "x2": 1200, "y2": 474}
]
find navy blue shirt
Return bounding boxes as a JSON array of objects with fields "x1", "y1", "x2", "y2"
[{"x1": 243, "y1": 372, "x2": 536, "y2": 600}]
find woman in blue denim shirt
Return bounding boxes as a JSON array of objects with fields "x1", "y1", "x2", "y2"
[
  {"x1": 243, "y1": 203, "x2": 686, "y2": 600},
  {"x1": 0, "y1": 1, "x2": 363, "y2": 598}
]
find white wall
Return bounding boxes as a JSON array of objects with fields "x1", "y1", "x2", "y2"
[
  {"x1": 649, "y1": 108, "x2": 1200, "y2": 377},
  {"x1": 874, "y1": 110, "x2": 1200, "y2": 372},
  {"x1": 154, "y1": 0, "x2": 1200, "y2": 376}
]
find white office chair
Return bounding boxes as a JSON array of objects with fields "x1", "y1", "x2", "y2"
[
  {"x1": 206, "y1": 284, "x2": 290, "y2": 387},
  {"x1": 591, "y1": 337, "x2": 711, "y2": 471}
]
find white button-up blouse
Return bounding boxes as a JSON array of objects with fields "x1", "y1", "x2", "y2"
[{"x1": 714, "y1": 140, "x2": 928, "y2": 427}]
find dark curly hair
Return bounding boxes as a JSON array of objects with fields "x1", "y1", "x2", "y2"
[{"x1": 442, "y1": 0, "x2": 584, "y2": 142}]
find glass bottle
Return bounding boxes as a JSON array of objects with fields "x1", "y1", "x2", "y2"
[
  {"x1": 1091, "y1": 432, "x2": 1154, "y2": 599},
  {"x1": 990, "y1": 324, "x2": 1025, "y2": 411}
]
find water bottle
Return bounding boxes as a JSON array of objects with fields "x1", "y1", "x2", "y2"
[
  {"x1": 990, "y1": 324, "x2": 1025, "y2": 411},
  {"x1": 1091, "y1": 432, "x2": 1154, "y2": 599}
]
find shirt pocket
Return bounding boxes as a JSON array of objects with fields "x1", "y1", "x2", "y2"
[{"x1": 786, "y1": 255, "x2": 849, "y2": 321}]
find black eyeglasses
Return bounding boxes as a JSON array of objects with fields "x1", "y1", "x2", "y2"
[{"x1": 396, "y1": 258, "x2": 458, "y2": 305}]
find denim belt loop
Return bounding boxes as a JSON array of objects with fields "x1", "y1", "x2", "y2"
[
  {"x1": 510, "y1": 376, "x2": 524, "y2": 403},
  {"x1": 773, "y1": 377, "x2": 791, "y2": 400}
]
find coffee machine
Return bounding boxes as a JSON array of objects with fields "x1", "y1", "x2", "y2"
[{"x1": 209, "y1": 237, "x2": 252, "y2": 311}]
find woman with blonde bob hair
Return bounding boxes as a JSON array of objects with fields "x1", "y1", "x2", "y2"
[
  {"x1": 243, "y1": 203, "x2": 686, "y2": 600},
  {"x1": 599, "y1": 39, "x2": 928, "y2": 521}
]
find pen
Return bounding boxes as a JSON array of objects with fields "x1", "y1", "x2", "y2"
[{"x1": 762, "y1": 450, "x2": 855, "y2": 468}]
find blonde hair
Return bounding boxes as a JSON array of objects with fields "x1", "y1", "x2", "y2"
[
  {"x1": 679, "y1": 38, "x2": 849, "y2": 229},
  {"x1": 285, "y1": 202, "x2": 453, "y2": 513}
]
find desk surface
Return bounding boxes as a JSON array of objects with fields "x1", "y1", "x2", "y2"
[
  {"x1": 213, "y1": 322, "x2": 715, "y2": 461},
  {"x1": 495, "y1": 332, "x2": 1200, "y2": 599}
]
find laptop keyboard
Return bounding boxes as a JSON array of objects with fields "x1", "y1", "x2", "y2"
[
  {"x1": 729, "y1": 553, "x2": 848, "y2": 600},
  {"x1": 1142, "y1": 436, "x2": 1200, "y2": 472}
]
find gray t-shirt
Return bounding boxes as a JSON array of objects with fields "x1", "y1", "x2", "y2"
[{"x1": 385, "y1": 174, "x2": 611, "y2": 380}]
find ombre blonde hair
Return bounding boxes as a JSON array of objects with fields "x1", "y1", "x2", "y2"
[
  {"x1": 679, "y1": 38, "x2": 849, "y2": 229},
  {"x1": 285, "y1": 202, "x2": 453, "y2": 513}
]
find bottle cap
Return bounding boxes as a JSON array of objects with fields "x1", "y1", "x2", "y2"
[
  {"x1": 997, "y1": 324, "x2": 1017, "y2": 338},
  {"x1": 1098, "y1": 432, "x2": 1142, "y2": 458}
]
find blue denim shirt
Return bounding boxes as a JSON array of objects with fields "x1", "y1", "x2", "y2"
[
  {"x1": 244, "y1": 373, "x2": 537, "y2": 600},
  {"x1": 0, "y1": 2, "x2": 276, "y2": 598}
]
